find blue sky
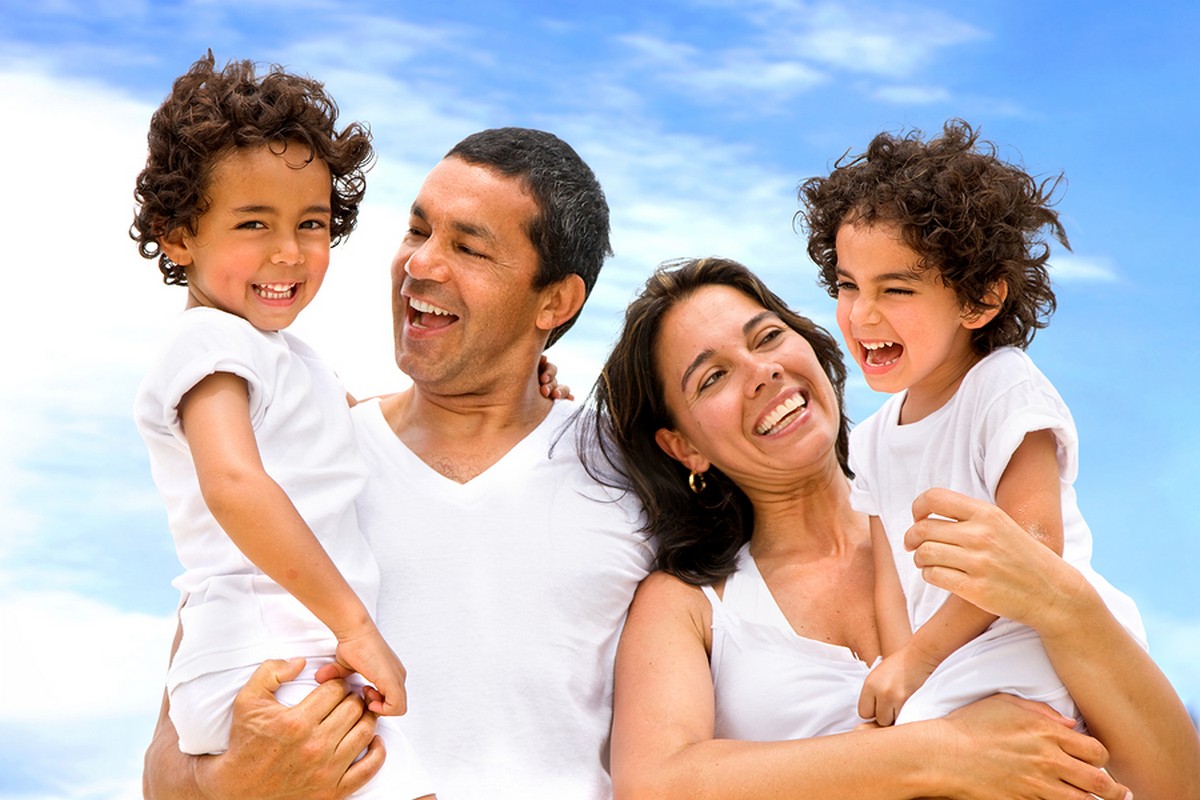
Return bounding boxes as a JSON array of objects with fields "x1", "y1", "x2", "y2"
[{"x1": 1, "y1": 1, "x2": 1197, "y2": 796}]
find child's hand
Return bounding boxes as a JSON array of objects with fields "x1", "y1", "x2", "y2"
[
  {"x1": 857, "y1": 644, "x2": 940, "y2": 726},
  {"x1": 330, "y1": 624, "x2": 408, "y2": 716},
  {"x1": 538, "y1": 354, "x2": 573, "y2": 400}
]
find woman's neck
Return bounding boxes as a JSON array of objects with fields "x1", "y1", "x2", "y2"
[{"x1": 747, "y1": 464, "x2": 865, "y2": 562}]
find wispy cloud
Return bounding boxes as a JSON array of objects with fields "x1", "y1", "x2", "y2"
[
  {"x1": 1049, "y1": 254, "x2": 1120, "y2": 282},
  {"x1": 612, "y1": 0, "x2": 982, "y2": 107}
]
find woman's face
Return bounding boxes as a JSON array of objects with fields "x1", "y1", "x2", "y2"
[{"x1": 653, "y1": 284, "x2": 843, "y2": 493}]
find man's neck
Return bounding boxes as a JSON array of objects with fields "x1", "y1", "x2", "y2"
[{"x1": 379, "y1": 380, "x2": 556, "y2": 484}]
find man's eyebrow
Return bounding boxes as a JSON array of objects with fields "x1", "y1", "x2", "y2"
[{"x1": 409, "y1": 203, "x2": 498, "y2": 245}]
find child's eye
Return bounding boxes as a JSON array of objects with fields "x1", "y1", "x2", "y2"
[
  {"x1": 884, "y1": 287, "x2": 915, "y2": 295},
  {"x1": 834, "y1": 280, "x2": 857, "y2": 293},
  {"x1": 300, "y1": 219, "x2": 328, "y2": 230},
  {"x1": 237, "y1": 220, "x2": 266, "y2": 230}
]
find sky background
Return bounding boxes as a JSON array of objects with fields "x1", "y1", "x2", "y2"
[{"x1": 1, "y1": 1, "x2": 1197, "y2": 796}]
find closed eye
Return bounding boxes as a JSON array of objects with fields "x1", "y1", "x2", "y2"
[{"x1": 698, "y1": 368, "x2": 726, "y2": 392}]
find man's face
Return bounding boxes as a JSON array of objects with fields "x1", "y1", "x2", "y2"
[{"x1": 391, "y1": 156, "x2": 552, "y2": 395}]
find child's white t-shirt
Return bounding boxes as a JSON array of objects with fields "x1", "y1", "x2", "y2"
[
  {"x1": 134, "y1": 306, "x2": 380, "y2": 690},
  {"x1": 848, "y1": 346, "x2": 1143, "y2": 638}
]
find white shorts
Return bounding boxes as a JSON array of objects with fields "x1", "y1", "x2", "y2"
[{"x1": 169, "y1": 659, "x2": 435, "y2": 799}]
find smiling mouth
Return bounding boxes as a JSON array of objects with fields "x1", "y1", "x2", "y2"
[
  {"x1": 755, "y1": 392, "x2": 808, "y2": 435},
  {"x1": 407, "y1": 296, "x2": 458, "y2": 330},
  {"x1": 253, "y1": 282, "x2": 298, "y2": 300},
  {"x1": 861, "y1": 340, "x2": 903, "y2": 367}
]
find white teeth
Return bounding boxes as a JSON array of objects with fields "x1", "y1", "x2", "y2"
[
  {"x1": 756, "y1": 393, "x2": 808, "y2": 435},
  {"x1": 254, "y1": 283, "x2": 297, "y2": 299},
  {"x1": 862, "y1": 341, "x2": 895, "y2": 350},
  {"x1": 409, "y1": 297, "x2": 452, "y2": 316}
]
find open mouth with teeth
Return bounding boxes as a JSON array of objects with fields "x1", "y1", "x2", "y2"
[
  {"x1": 861, "y1": 340, "x2": 903, "y2": 367},
  {"x1": 755, "y1": 392, "x2": 809, "y2": 436},
  {"x1": 253, "y1": 282, "x2": 298, "y2": 301},
  {"x1": 408, "y1": 296, "x2": 459, "y2": 330}
]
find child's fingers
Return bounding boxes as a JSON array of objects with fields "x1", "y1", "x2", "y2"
[{"x1": 367, "y1": 682, "x2": 408, "y2": 716}]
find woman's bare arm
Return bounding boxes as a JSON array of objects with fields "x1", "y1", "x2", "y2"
[
  {"x1": 611, "y1": 571, "x2": 1129, "y2": 800},
  {"x1": 908, "y1": 487, "x2": 1200, "y2": 800}
]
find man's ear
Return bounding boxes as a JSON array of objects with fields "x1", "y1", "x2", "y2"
[
  {"x1": 159, "y1": 227, "x2": 194, "y2": 267},
  {"x1": 962, "y1": 279, "x2": 1009, "y2": 330},
  {"x1": 535, "y1": 274, "x2": 587, "y2": 334},
  {"x1": 654, "y1": 427, "x2": 710, "y2": 474}
]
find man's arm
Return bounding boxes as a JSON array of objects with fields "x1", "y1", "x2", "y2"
[{"x1": 143, "y1": 624, "x2": 383, "y2": 800}]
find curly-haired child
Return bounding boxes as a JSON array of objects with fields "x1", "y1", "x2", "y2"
[
  {"x1": 798, "y1": 119, "x2": 1144, "y2": 728},
  {"x1": 131, "y1": 52, "x2": 434, "y2": 798}
]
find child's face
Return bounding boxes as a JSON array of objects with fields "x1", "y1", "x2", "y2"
[
  {"x1": 833, "y1": 220, "x2": 990, "y2": 419},
  {"x1": 161, "y1": 143, "x2": 333, "y2": 332}
]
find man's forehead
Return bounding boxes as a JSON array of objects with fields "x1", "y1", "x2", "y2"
[{"x1": 412, "y1": 158, "x2": 535, "y2": 228}]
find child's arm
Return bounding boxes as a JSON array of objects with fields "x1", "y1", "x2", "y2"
[
  {"x1": 870, "y1": 517, "x2": 911, "y2": 656},
  {"x1": 858, "y1": 517, "x2": 919, "y2": 725},
  {"x1": 991, "y1": 429, "x2": 1065, "y2": 555},
  {"x1": 863, "y1": 430, "x2": 1066, "y2": 725},
  {"x1": 180, "y1": 371, "x2": 405, "y2": 716}
]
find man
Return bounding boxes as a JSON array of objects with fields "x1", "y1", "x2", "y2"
[{"x1": 143, "y1": 128, "x2": 655, "y2": 799}]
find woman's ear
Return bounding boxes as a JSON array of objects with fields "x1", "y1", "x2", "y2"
[
  {"x1": 962, "y1": 279, "x2": 1009, "y2": 330},
  {"x1": 654, "y1": 427, "x2": 710, "y2": 474}
]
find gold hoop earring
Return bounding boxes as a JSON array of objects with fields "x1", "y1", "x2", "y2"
[{"x1": 688, "y1": 470, "x2": 707, "y2": 494}]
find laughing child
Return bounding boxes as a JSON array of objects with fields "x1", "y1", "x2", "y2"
[
  {"x1": 798, "y1": 119, "x2": 1143, "y2": 727},
  {"x1": 131, "y1": 52, "x2": 434, "y2": 798}
]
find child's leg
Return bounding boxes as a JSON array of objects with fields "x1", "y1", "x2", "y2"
[
  {"x1": 893, "y1": 620, "x2": 1082, "y2": 729},
  {"x1": 170, "y1": 661, "x2": 435, "y2": 799},
  {"x1": 168, "y1": 664, "x2": 257, "y2": 755}
]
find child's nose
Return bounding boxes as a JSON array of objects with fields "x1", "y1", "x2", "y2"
[{"x1": 271, "y1": 232, "x2": 304, "y2": 264}]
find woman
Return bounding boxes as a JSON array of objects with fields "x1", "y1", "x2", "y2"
[{"x1": 586, "y1": 256, "x2": 1199, "y2": 799}]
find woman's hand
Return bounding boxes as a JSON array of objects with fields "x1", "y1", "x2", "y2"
[
  {"x1": 939, "y1": 694, "x2": 1130, "y2": 800},
  {"x1": 904, "y1": 487, "x2": 1088, "y2": 633},
  {"x1": 537, "y1": 354, "x2": 573, "y2": 400}
]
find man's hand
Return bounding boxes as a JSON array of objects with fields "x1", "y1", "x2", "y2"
[{"x1": 197, "y1": 658, "x2": 383, "y2": 800}]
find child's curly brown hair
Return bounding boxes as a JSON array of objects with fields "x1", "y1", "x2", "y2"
[
  {"x1": 130, "y1": 51, "x2": 374, "y2": 285},
  {"x1": 797, "y1": 119, "x2": 1066, "y2": 354}
]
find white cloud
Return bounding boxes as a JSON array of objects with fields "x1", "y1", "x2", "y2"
[
  {"x1": 0, "y1": 590, "x2": 175, "y2": 721},
  {"x1": 1048, "y1": 253, "x2": 1120, "y2": 282}
]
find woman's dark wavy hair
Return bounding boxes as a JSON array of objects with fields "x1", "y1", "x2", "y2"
[
  {"x1": 130, "y1": 51, "x2": 374, "y2": 285},
  {"x1": 797, "y1": 119, "x2": 1066, "y2": 353},
  {"x1": 582, "y1": 257, "x2": 851, "y2": 586}
]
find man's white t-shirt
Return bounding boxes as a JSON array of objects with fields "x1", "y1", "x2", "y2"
[{"x1": 352, "y1": 398, "x2": 655, "y2": 799}]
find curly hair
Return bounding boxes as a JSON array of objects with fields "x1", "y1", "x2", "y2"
[
  {"x1": 130, "y1": 51, "x2": 374, "y2": 285},
  {"x1": 797, "y1": 119, "x2": 1066, "y2": 353},
  {"x1": 581, "y1": 257, "x2": 851, "y2": 586},
  {"x1": 446, "y1": 128, "x2": 611, "y2": 347}
]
